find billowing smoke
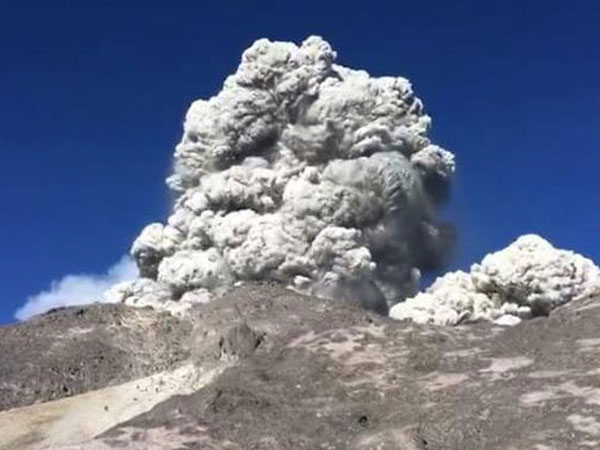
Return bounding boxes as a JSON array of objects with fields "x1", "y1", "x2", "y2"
[
  {"x1": 110, "y1": 36, "x2": 455, "y2": 315},
  {"x1": 16, "y1": 256, "x2": 137, "y2": 320},
  {"x1": 390, "y1": 234, "x2": 600, "y2": 326}
]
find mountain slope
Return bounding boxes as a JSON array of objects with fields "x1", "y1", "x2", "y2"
[{"x1": 1, "y1": 285, "x2": 599, "y2": 449}]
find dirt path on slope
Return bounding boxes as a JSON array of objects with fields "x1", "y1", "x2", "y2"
[{"x1": 0, "y1": 362, "x2": 226, "y2": 450}]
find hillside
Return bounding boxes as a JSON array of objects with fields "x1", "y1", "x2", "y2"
[{"x1": 1, "y1": 284, "x2": 599, "y2": 449}]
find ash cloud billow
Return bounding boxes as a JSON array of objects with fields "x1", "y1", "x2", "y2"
[
  {"x1": 20, "y1": 36, "x2": 598, "y2": 325},
  {"x1": 16, "y1": 256, "x2": 137, "y2": 320},
  {"x1": 109, "y1": 36, "x2": 455, "y2": 315},
  {"x1": 391, "y1": 235, "x2": 600, "y2": 326}
]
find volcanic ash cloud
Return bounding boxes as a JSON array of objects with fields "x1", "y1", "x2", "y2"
[
  {"x1": 106, "y1": 36, "x2": 455, "y2": 314},
  {"x1": 390, "y1": 234, "x2": 600, "y2": 326}
]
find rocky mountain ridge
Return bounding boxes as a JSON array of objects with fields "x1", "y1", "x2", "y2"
[{"x1": 2, "y1": 284, "x2": 599, "y2": 449}]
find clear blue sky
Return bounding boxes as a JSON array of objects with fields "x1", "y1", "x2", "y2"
[{"x1": 1, "y1": 1, "x2": 599, "y2": 324}]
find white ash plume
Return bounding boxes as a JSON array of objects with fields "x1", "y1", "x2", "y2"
[
  {"x1": 389, "y1": 234, "x2": 600, "y2": 326},
  {"x1": 16, "y1": 256, "x2": 137, "y2": 321},
  {"x1": 117, "y1": 36, "x2": 456, "y2": 315}
]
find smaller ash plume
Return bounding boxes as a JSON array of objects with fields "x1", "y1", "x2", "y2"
[
  {"x1": 390, "y1": 234, "x2": 600, "y2": 326},
  {"x1": 17, "y1": 256, "x2": 137, "y2": 320},
  {"x1": 106, "y1": 36, "x2": 455, "y2": 314}
]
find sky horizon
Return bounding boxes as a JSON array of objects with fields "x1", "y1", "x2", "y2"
[{"x1": 2, "y1": 1, "x2": 599, "y2": 324}]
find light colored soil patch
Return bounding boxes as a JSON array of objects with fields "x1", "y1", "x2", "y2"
[
  {"x1": 352, "y1": 427, "x2": 420, "y2": 450},
  {"x1": 559, "y1": 382, "x2": 600, "y2": 406},
  {"x1": 520, "y1": 390, "x2": 562, "y2": 407},
  {"x1": 443, "y1": 347, "x2": 483, "y2": 359},
  {"x1": 288, "y1": 326, "x2": 387, "y2": 350},
  {"x1": 479, "y1": 356, "x2": 534, "y2": 381},
  {"x1": 288, "y1": 327, "x2": 398, "y2": 367},
  {"x1": 43, "y1": 428, "x2": 198, "y2": 450},
  {"x1": 0, "y1": 363, "x2": 225, "y2": 450},
  {"x1": 65, "y1": 327, "x2": 95, "y2": 337},
  {"x1": 45, "y1": 426, "x2": 223, "y2": 450},
  {"x1": 520, "y1": 382, "x2": 600, "y2": 408},
  {"x1": 577, "y1": 338, "x2": 600, "y2": 353},
  {"x1": 527, "y1": 370, "x2": 572, "y2": 379},
  {"x1": 419, "y1": 372, "x2": 470, "y2": 392},
  {"x1": 567, "y1": 414, "x2": 600, "y2": 436},
  {"x1": 288, "y1": 327, "x2": 407, "y2": 391}
]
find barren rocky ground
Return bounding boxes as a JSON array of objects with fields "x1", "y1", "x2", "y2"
[
  {"x1": 0, "y1": 304, "x2": 192, "y2": 411},
  {"x1": 1, "y1": 284, "x2": 599, "y2": 449}
]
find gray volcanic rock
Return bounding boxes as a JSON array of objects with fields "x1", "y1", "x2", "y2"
[
  {"x1": 1, "y1": 284, "x2": 600, "y2": 449},
  {"x1": 0, "y1": 304, "x2": 192, "y2": 412}
]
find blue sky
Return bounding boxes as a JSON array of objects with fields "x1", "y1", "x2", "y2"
[{"x1": 1, "y1": 1, "x2": 599, "y2": 323}]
